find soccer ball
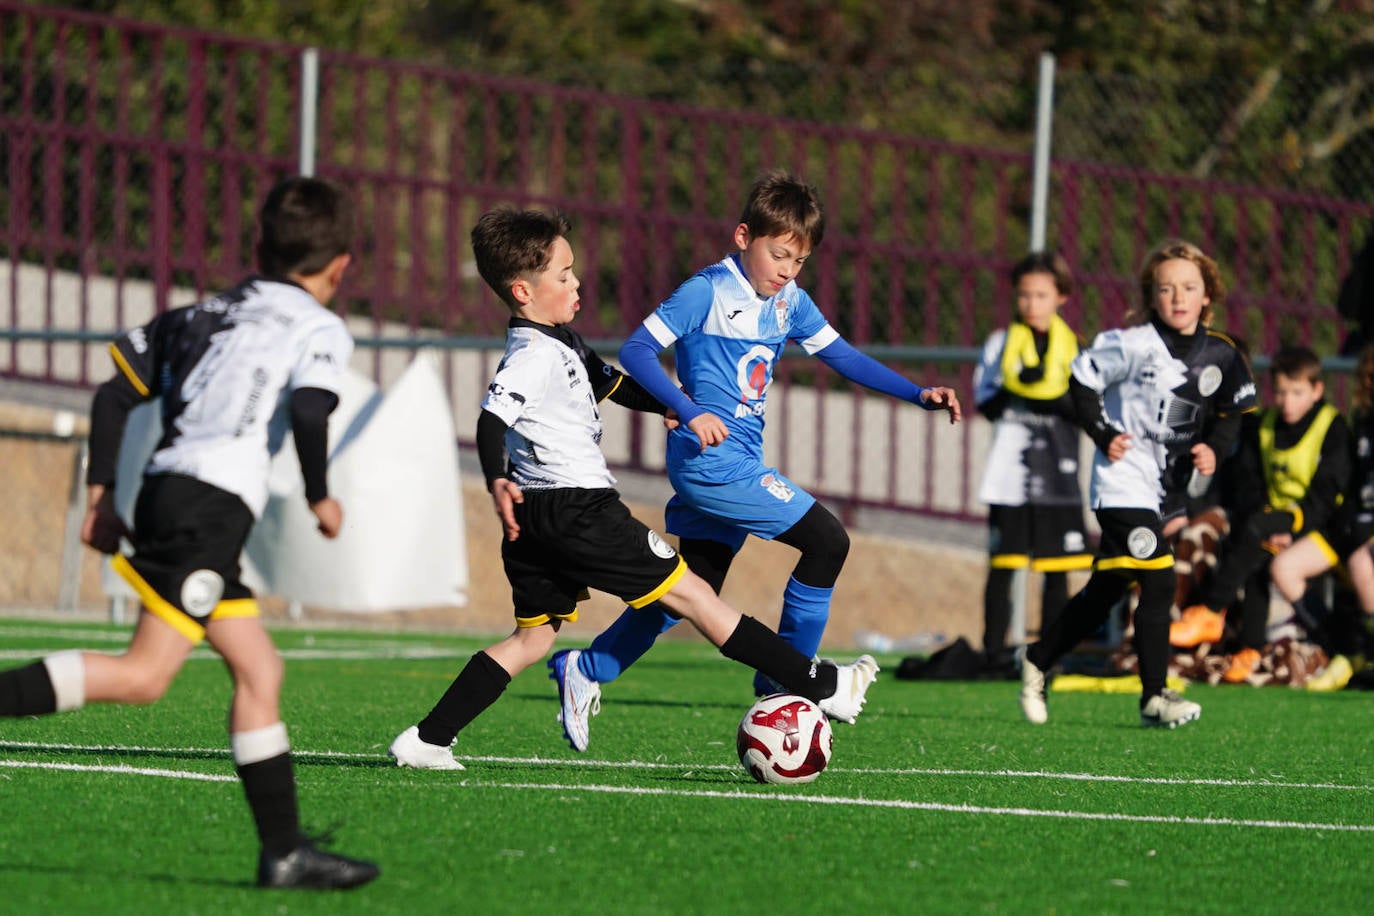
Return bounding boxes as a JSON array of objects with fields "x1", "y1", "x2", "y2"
[{"x1": 736, "y1": 693, "x2": 833, "y2": 785}]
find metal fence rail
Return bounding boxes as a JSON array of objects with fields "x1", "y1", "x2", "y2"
[{"x1": 5, "y1": 2, "x2": 1374, "y2": 523}]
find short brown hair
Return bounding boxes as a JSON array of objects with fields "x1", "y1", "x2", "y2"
[
  {"x1": 1269, "y1": 345, "x2": 1322, "y2": 385},
  {"x1": 1130, "y1": 238, "x2": 1225, "y2": 328},
  {"x1": 470, "y1": 208, "x2": 572, "y2": 309},
  {"x1": 255, "y1": 176, "x2": 354, "y2": 277},
  {"x1": 1011, "y1": 249, "x2": 1074, "y2": 296},
  {"x1": 739, "y1": 169, "x2": 825, "y2": 249}
]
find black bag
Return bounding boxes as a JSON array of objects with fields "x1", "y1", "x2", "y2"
[{"x1": 895, "y1": 637, "x2": 985, "y2": 680}]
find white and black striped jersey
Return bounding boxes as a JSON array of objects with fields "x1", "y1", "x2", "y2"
[
  {"x1": 107, "y1": 277, "x2": 353, "y2": 517},
  {"x1": 481, "y1": 320, "x2": 627, "y2": 490},
  {"x1": 1073, "y1": 322, "x2": 1255, "y2": 511}
]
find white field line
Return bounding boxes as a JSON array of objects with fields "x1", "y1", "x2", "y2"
[
  {"x1": 455, "y1": 780, "x2": 1374, "y2": 833},
  {"x1": 2, "y1": 740, "x2": 1371, "y2": 792},
  {"x1": 0, "y1": 758, "x2": 235, "y2": 782}
]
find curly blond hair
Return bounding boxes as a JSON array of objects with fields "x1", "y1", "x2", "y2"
[{"x1": 1127, "y1": 238, "x2": 1224, "y2": 328}]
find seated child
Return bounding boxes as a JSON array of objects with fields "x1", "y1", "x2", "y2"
[{"x1": 1171, "y1": 346, "x2": 1352, "y2": 682}]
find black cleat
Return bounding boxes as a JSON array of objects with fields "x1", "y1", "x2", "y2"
[{"x1": 256, "y1": 840, "x2": 379, "y2": 890}]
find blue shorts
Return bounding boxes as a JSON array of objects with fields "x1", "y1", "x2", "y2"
[{"x1": 665, "y1": 459, "x2": 816, "y2": 551}]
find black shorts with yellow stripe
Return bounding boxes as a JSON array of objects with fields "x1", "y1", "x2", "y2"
[
  {"x1": 987, "y1": 503, "x2": 1093, "y2": 573},
  {"x1": 1092, "y1": 507, "x2": 1174, "y2": 576},
  {"x1": 501, "y1": 487, "x2": 687, "y2": 628},
  {"x1": 114, "y1": 473, "x2": 258, "y2": 644}
]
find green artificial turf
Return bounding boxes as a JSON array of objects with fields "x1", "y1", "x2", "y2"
[{"x1": 0, "y1": 619, "x2": 1369, "y2": 914}]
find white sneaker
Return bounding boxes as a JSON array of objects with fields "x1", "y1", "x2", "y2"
[
  {"x1": 1140, "y1": 689, "x2": 1201, "y2": 729},
  {"x1": 817, "y1": 655, "x2": 879, "y2": 724},
  {"x1": 1016, "y1": 646, "x2": 1048, "y2": 724},
  {"x1": 548, "y1": 649, "x2": 600, "y2": 752},
  {"x1": 388, "y1": 725, "x2": 465, "y2": 770}
]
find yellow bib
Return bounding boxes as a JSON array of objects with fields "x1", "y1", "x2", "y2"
[
  {"x1": 1000, "y1": 315, "x2": 1078, "y2": 401},
  {"x1": 1260, "y1": 403, "x2": 1339, "y2": 510}
]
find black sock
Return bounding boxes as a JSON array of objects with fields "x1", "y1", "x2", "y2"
[
  {"x1": 0, "y1": 661, "x2": 57, "y2": 716},
  {"x1": 417, "y1": 651, "x2": 511, "y2": 747},
  {"x1": 719, "y1": 615, "x2": 837, "y2": 702},
  {"x1": 236, "y1": 753, "x2": 301, "y2": 858}
]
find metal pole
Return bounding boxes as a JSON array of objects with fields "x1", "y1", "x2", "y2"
[
  {"x1": 298, "y1": 48, "x2": 320, "y2": 177},
  {"x1": 57, "y1": 431, "x2": 87, "y2": 613},
  {"x1": 1029, "y1": 51, "x2": 1056, "y2": 253}
]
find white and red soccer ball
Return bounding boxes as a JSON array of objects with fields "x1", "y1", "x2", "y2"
[{"x1": 736, "y1": 693, "x2": 833, "y2": 785}]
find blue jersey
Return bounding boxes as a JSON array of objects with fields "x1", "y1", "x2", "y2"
[{"x1": 642, "y1": 254, "x2": 838, "y2": 473}]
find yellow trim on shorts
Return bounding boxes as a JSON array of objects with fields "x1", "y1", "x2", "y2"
[
  {"x1": 516, "y1": 609, "x2": 580, "y2": 629},
  {"x1": 108, "y1": 342, "x2": 150, "y2": 397},
  {"x1": 1307, "y1": 532, "x2": 1339, "y2": 566},
  {"x1": 211, "y1": 599, "x2": 261, "y2": 620},
  {"x1": 1032, "y1": 555, "x2": 1095, "y2": 572},
  {"x1": 111, "y1": 555, "x2": 261, "y2": 642},
  {"x1": 111, "y1": 554, "x2": 205, "y2": 644},
  {"x1": 1095, "y1": 555, "x2": 1174, "y2": 572},
  {"x1": 628, "y1": 556, "x2": 688, "y2": 609},
  {"x1": 990, "y1": 554, "x2": 1030, "y2": 570}
]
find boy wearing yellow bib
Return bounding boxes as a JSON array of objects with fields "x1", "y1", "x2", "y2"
[{"x1": 1171, "y1": 346, "x2": 1351, "y2": 682}]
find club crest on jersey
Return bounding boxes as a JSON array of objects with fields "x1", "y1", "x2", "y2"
[
  {"x1": 1197, "y1": 365, "x2": 1222, "y2": 397},
  {"x1": 1126, "y1": 527, "x2": 1158, "y2": 560},
  {"x1": 181, "y1": 569, "x2": 224, "y2": 619},
  {"x1": 760, "y1": 473, "x2": 795, "y2": 502},
  {"x1": 646, "y1": 530, "x2": 677, "y2": 559},
  {"x1": 774, "y1": 300, "x2": 790, "y2": 332}
]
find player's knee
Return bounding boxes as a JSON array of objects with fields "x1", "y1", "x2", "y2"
[
  {"x1": 121, "y1": 667, "x2": 177, "y2": 705},
  {"x1": 794, "y1": 527, "x2": 849, "y2": 586},
  {"x1": 1136, "y1": 566, "x2": 1177, "y2": 609}
]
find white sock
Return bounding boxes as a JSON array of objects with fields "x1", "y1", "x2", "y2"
[
  {"x1": 231, "y1": 722, "x2": 291, "y2": 766},
  {"x1": 42, "y1": 650, "x2": 86, "y2": 712}
]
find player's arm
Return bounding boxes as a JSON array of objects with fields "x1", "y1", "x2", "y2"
[
  {"x1": 290, "y1": 386, "x2": 343, "y2": 538},
  {"x1": 582, "y1": 347, "x2": 669, "y2": 415},
  {"x1": 1068, "y1": 376, "x2": 1130, "y2": 460},
  {"x1": 814, "y1": 337, "x2": 961, "y2": 423},
  {"x1": 477, "y1": 408, "x2": 522, "y2": 542},
  {"x1": 619, "y1": 324, "x2": 727, "y2": 448},
  {"x1": 82, "y1": 369, "x2": 147, "y2": 553},
  {"x1": 82, "y1": 319, "x2": 167, "y2": 553}
]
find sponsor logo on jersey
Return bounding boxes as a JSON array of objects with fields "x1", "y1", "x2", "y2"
[
  {"x1": 1197, "y1": 365, "x2": 1222, "y2": 397},
  {"x1": 1232, "y1": 381, "x2": 1256, "y2": 405},
  {"x1": 1126, "y1": 526, "x2": 1158, "y2": 559},
  {"x1": 760, "y1": 472, "x2": 795, "y2": 502},
  {"x1": 181, "y1": 569, "x2": 225, "y2": 619},
  {"x1": 647, "y1": 529, "x2": 677, "y2": 559},
  {"x1": 734, "y1": 344, "x2": 775, "y2": 417}
]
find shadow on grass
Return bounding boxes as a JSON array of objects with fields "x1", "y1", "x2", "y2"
[{"x1": 0, "y1": 860, "x2": 251, "y2": 889}]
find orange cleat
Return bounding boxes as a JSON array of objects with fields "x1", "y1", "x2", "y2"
[
  {"x1": 1170, "y1": 604, "x2": 1225, "y2": 648},
  {"x1": 1222, "y1": 646, "x2": 1262, "y2": 683}
]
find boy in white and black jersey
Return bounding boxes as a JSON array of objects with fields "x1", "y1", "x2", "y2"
[
  {"x1": 388, "y1": 208, "x2": 879, "y2": 769},
  {"x1": 1017, "y1": 239, "x2": 1256, "y2": 729},
  {"x1": 0, "y1": 177, "x2": 378, "y2": 889}
]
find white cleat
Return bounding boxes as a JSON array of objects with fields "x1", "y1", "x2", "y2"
[
  {"x1": 1140, "y1": 689, "x2": 1201, "y2": 729},
  {"x1": 388, "y1": 725, "x2": 465, "y2": 770},
  {"x1": 549, "y1": 649, "x2": 601, "y2": 752},
  {"x1": 817, "y1": 654, "x2": 879, "y2": 724},
  {"x1": 1016, "y1": 646, "x2": 1048, "y2": 725}
]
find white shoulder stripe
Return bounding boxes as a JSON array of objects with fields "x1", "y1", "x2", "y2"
[
  {"x1": 643, "y1": 313, "x2": 678, "y2": 347},
  {"x1": 800, "y1": 324, "x2": 839, "y2": 355}
]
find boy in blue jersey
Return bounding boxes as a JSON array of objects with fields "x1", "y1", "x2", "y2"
[{"x1": 548, "y1": 169, "x2": 960, "y2": 751}]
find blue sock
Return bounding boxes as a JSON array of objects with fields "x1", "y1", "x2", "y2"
[
  {"x1": 754, "y1": 577, "x2": 833, "y2": 694},
  {"x1": 578, "y1": 604, "x2": 679, "y2": 683}
]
